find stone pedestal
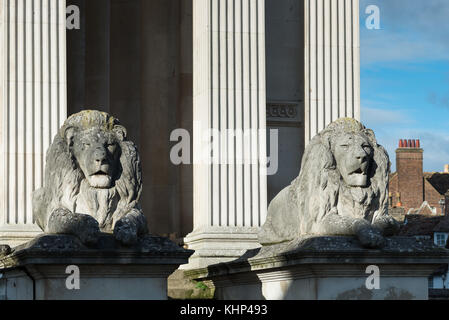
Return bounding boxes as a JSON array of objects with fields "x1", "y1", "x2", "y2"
[
  {"x1": 183, "y1": 226, "x2": 260, "y2": 269},
  {"x1": 188, "y1": 236, "x2": 449, "y2": 300},
  {"x1": 0, "y1": 234, "x2": 192, "y2": 300}
]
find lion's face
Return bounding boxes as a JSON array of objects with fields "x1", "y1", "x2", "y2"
[
  {"x1": 70, "y1": 128, "x2": 121, "y2": 189},
  {"x1": 333, "y1": 132, "x2": 373, "y2": 187}
]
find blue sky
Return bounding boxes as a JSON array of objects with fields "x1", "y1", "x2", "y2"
[{"x1": 360, "y1": 0, "x2": 449, "y2": 172}]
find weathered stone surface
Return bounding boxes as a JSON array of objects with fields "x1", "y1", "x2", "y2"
[
  {"x1": 189, "y1": 236, "x2": 449, "y2": 300},
  {"x1": 0, "y1": 234, "x2": 193, "y2": 300},
  {"x1": 0, "y1": 234, "x2": 193, "y2": 268},
  {"x1": 251, "y1": 236, "x2": 447, "y2": 263},
  {"x1": 0, "y1": 245, "x2": 12, "y2": 258},
  {"x1": 182, "y1": 226, "x2": 261, "y2": 269},
  {"x1": 32, "y1": 110, "x2": 148, "y2": 246},
  {"x1": 259, "y1": 118, "x2": 400, "y2": 249},
  {"x1": 190, "y1": 236, "x2": 448, "y2": 278},
  {"x1": 167, "y1": 269, "x2": 215, "y2": 300}
]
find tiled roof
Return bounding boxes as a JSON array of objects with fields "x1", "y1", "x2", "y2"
[
  {"x1": 434, "y1": 218, "x2": 449, "y2": 233},
  {"x1": 424, "y1": 172, "x2": 449, "y2": 196},
  {"x1": 399, "y1": 214, "x2": 446, "y2": 236}
]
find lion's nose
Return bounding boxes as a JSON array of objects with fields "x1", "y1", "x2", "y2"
[
  {"x1": 355, "y1": 149, "x2": 368, "y2": 162},
  {"x1": 94, "y1": 147, "x2": 107, "y2": 163},
  {"x1": 357, "y1": 155, "x2": 368, "y2": 163}
]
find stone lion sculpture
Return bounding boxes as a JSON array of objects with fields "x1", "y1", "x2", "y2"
[
  {"x1": 33, "y1": 110, "x2": 148, "y2": 246},
  {"x1": 259, "y1": 118, "x2": 400, "y2": 248}
]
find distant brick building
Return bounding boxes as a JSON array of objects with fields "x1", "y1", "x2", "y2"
[{"x1": 389, "y1": 139, "x2": 449, "y2": 216}]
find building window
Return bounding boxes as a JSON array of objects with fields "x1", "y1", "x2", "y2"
[
  {"x1": 435, "y1": 233, "x2": 448, "y2": 247},
  {"x1": 428, "y1": 276, "x2": 433, "y2": 289}
]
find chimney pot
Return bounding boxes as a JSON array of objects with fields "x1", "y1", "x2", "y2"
[
  {"x1": 408, "y1": 139, "x2": 412, "y2": 148},
  {"x1": 399, "y1": 139, "x2": 403, "y2": 148},
  {"x1": 416, "y1": 139, "x2": 420, "y2": 148}
]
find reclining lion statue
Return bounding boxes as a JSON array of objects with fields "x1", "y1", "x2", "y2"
[
  {"x1": 33, "y1": 110, "x2": 148, "y2": 246},
  {"x1": 259, "y1": 118, "x2": 399, "y2": 248}
]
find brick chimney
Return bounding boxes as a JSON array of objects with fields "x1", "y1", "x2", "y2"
[{"x1": 396, "y1": 139, "x2": 423, "y2": 212}]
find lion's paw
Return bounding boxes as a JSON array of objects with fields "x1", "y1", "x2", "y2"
[
  {"x1": 357, "y1": 227, "x2": 386, "y2": 249},
  {"x1": 114, "y1": 217, "x2": 138, "y2": 246},
  {"x1": 77, "y1": 214, "x2": 101, "y2": 246},
  {"x1": 373, "y1": 216, "x2": 401, "y2": 236}
]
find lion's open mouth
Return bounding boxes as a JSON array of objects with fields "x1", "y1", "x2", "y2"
[
  {"x1": 351, "y1": 168, "x2": 364, "y2": 175},
  {"x1": 349, "y1": 163, "x2": 369, "y2": 176},
  {"x1": 88, "y1": 172, "x2": 113, "y2": 189},
  {"x1": 92, "y1": 171, "x2": 109, "y2": 176}
]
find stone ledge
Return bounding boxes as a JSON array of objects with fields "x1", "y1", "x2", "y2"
[
  {"x1": 0, "y1": 234, "x2": 194, "y2": 300},
  {"x1": 187, "y1": 236, "x2": 449, "y2": 300},
  {"x1": 184, "y1": 226, "x2": 261, "y2": 241},
  {"x1": 0, "y1": 233, "x2": 193, "y2": 269},
  {"x1": 188, "y1": 236, "x2": 449, "y2": 279}
]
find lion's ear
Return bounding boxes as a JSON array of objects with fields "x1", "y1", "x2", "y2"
[
  {"x1": 363, "y1": 129, "x2": 378, "y2": 145},
  {"x1": 113, "y1": 125, "x2": 127, "y2": 141},
  {"x1": 63, "y1": 127, "x2": 78, "y2": 147}
]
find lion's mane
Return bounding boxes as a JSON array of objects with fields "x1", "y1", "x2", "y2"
[
  {"x1": 259, "y1": 118, "x2": 390, "y2": 245},
  {"x1": 33, "y1": 110, "x2": 142, "y2": 232}
]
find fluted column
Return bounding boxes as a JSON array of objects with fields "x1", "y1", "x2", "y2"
[
  {"x1": 0, "y1": 0, "x2": 67, "y2": 246},
  {"x1": 184, "y1": 0, "x2": 267, "y2": 269},
  {"x1": 305, "y1": 0, "x2": 360, "y2": 142}
]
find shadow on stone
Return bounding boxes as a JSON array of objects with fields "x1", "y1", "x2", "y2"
[
  {"x1": 190, "y1": 235, "x2": 449, "y2": 300},
  {"x1": 0, "y1": 233, "x2": 193, "y2": 300}
]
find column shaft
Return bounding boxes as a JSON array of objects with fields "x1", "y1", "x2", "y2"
[
  {"x1": 186, "y1": 0, "x2": 267, "y2": 268},
  {"x1": 0, "y1": 0, "x2": 67, "y2": 246},
  {"x1": 305, "y1": 0, "x2": 360, "y2": 142}
]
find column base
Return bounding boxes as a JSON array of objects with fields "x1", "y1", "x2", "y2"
[
  {"x1": 189, "y1": 236, "x2": 449, "y2": 300},
  {"x1": 0, "y1": 224, "x2": 43, "y2": 247},
  {"x1": 181, "y1": 226, "x2": 261, "y2": 269}
]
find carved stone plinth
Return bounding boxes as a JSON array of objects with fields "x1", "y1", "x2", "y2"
[
  {"x1": 181, "y1": 226, "x2": 261, "y2": 269},
  {"x1": 188, "y1": 236, "x2": 449, "y2": 300},
  {"x1": 0, "y1": 234, "x2": 192, "y2": 300}
]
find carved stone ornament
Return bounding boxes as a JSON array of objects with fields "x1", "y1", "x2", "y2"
[
  {"x1": 33, "y1": 110, "x2": 148, "y2": 246},
  {"x1": 259, "y1": 118, "x2": 400, "y2": 249}
]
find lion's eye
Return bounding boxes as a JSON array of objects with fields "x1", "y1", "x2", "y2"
[
  {"x1": 107, "y1": 144, "x2": 116, "y2": 153},
  {"x1": 340, "y1": 144, "x2": 349, "y2": 149},
  {"x1": 363, "y1": 145, "x2": 372, "y2": 153},
  {"x1": 83, "y1": 143, "x2": 91, "y2": 148}
]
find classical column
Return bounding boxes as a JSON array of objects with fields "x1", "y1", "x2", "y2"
[
  {"x1": 184, "y1": 0, "x2": 267, "y2": 269},
  {"x1": 304, "y1": 0, "x2": 360, "y2": 142},
  {"x1": 0, "y1": 0, "x2": 67, "y2": 246}
]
